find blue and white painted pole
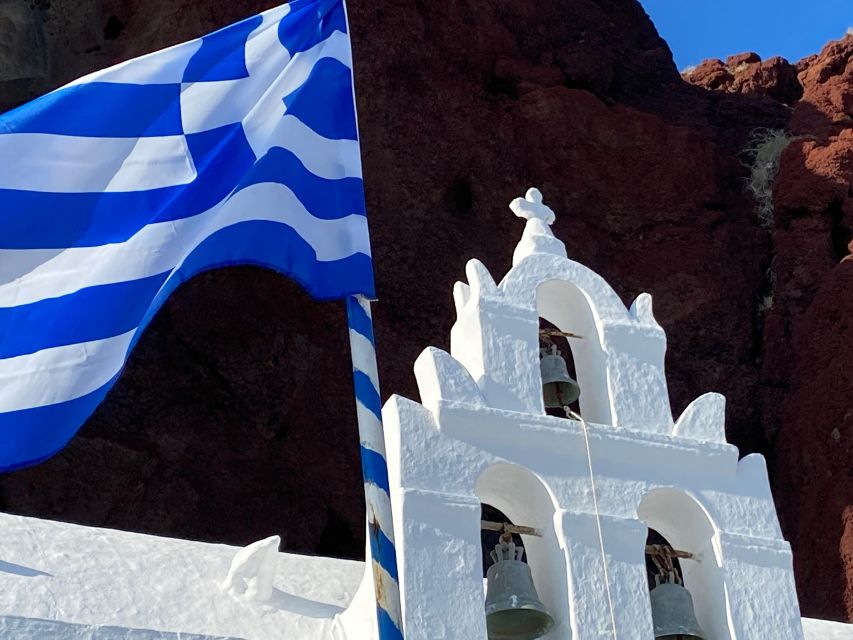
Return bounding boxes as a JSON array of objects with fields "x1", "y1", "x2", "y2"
[{"x1": 346, "y1": 295, "x2": 404, "y2": 640}]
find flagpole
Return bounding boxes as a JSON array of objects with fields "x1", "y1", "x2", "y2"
[{"x1": 346, "y1": 295, "x2": 404, "y2": 640}]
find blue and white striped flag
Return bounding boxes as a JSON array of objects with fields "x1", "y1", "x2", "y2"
[{"x1": 0, "y1": 0, "x2": 373, "y2": 470}]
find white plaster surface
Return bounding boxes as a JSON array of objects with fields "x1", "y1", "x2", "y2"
[
  {"x1": 0, "y1": 512, "x2": 367, "y2": 639},
  {"x1": 0, "y1": 510, "x2": 851, "y2": 640},
  {"x1": 803, "y1": 617, "x2": 853, "y2": 639}
]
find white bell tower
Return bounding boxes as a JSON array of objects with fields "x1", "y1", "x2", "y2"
[{"x1": 381, "y1": 189, "x2": 804, "y2": 639}]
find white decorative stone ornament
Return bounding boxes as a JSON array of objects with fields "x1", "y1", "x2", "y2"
[
  {"x1": 221, "y1": 535, "x2": 281, "y2": 602},
  {"x1": 510, "y1": 188, "x2": 567, "y2": 266}
]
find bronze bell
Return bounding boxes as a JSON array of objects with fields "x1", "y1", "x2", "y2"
[
  {"x1": 649, "y1": 573, "x2": 706, "y2": 639},
  {"x1": 540, "y1": 345, "x2": 580, "y2": 408},
  {"x1": 484, "y1": 537, "x2": 555, "y2": 640}
]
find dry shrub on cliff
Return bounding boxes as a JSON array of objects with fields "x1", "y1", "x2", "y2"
[{"x1": 743, "y1": 129, "x2": 793, "y2": 228}]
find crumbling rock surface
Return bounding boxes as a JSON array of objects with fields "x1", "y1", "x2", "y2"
[
  {"x1": 686, "y1": 51, "x2": 803, "y2": 105},
  {"x1": 0, "y1": 0, "x2": 850, "y2": 622}
]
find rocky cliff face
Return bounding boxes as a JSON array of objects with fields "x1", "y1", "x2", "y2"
[
  {"x1": 0, "y1": 0, "x2": 850, "y2": 621},
  {"x1": 686, "y1": 40, "x2": 853, "y2": 620}
]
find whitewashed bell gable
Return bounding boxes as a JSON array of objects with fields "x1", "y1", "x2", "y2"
[{"x1": 383, "y1": 188, "x2": 804, "y2": 640}]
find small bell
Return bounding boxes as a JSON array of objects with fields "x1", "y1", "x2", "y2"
[
  {"x1": 649, "y1": 572, "x2": 706, "y2": 639},
  {"x1": 540, "y1": 345, "x2": 580, "y2": 408},
  {"x1": 485, "y1": 537, "x2": 555, "y2": 640}
]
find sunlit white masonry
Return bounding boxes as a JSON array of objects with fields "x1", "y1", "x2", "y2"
[{"x1": 0, "y1": 189, "x2": 850, "y2": 639}]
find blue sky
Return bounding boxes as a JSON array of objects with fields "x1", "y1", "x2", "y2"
[{"x1": 638, "y1": 0, "x2": 853, "y2": 71}]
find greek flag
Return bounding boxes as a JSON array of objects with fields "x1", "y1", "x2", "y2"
[{"x1": 0, "y1": 0, "x2": 373, "y2": 471}]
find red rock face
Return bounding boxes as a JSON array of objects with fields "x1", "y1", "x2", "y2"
[
  {"x1": 0, "y1": 0, "x2": 850, "y2": 622},
  {"x1": 686, "y1": 52, "x2": 803, "y2": 105},
  {"x1": 687, "y1": 34, "x2": 853, "y2": 620}
]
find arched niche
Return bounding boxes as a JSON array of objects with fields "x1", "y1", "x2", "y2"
[
  {"x1": 536, "y1": 279, "x2": 611, "y2": 425},
  {"x1": 638, "y1": 488, "x2": 730, "y2": 640},
  {"x1": 476, "y1": 463, "x2": 570, "y2": 639}
]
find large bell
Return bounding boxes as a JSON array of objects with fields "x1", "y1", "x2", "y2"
[
  {"x1": 649, "y1": 579, "x2": 706, "y2": 639},
  {"x1": 485, "y1": 539, "x2": 555, "y2": 640},
  {"x1": 540, "y1": 345, "x2": 580, "y2": 408}
]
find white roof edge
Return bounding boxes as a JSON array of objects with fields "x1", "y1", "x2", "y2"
[{"x1": 0, "y1": 511, "x2": 365, "y2": 640}]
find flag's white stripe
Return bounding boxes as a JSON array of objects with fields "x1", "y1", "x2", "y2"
[
  {"x1": 0, "y1": 134, "x2": 196, "y2": 193},
  {"x1": 245, "y1": 5, "x2": 292, "y2": 77},
  {"x1": 182, "y1": 29, "x2": 351, "y2": 135},
  {"x1": 65, "y1": 39, "x2": 203, "y2": 87},
  {"x1": 0, "y1": 117, "x2": 358, "y2": 197},
  {"x1": 0, "y1": 181, "x2": 369, "y2": 306},
  {"x1": 262, "y1": 115, "x2": 363, "y2": 180},
  {"x1": 269, "y1": 27, "x2": 353, "y2": 105},
  {"x1": 0, "y1": 330, "x2": 134, "y2": 413}
]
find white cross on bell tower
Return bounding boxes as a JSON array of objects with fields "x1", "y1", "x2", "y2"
[{"x1": 509, "y1": 187, "x2": 567, "y2": 266}]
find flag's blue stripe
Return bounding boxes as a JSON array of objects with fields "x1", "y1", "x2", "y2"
[
  {"x1": 0, "y1": 127, "x2": 366, "y2": 249},
  {"x1": 0, "y1": 123, "x2": 253, "y2": 248},
  {"x1": 157, "y1": 219, "x2": 375, "y2": 310},
  {"x1": 369, "y1": 526, "x2": 399, "y2": 582},
  {"x1": 131, "y1": 222, "x2": 374, "y2": 372},
  {"x1": 279, "y1": 0, "x2": 347, "y2": 55},
  {"x1": 243, "y1": 146, "x2": 365, "y2": 219},
  {"x1": 377, "y1": 607, "x2": 404, "y2": 640},
  {"x1": 360, "y1": 446, "x2": 391, "y2": 493},
  {"x1": 182, "y1": 14, "x2": 263, "y2": 82},
  {"x1": 0, "y1": 221, "x2": 374, "y2": 471},
  {"x1": 346, "y1": 298, "x2": 375, "y2": 344},
  {"x1": 0, "y1": 83, "x2": 183, "y2": 138},
  {"x1": 354, "y1": 370, "x2": 382, "y2": 421},
  {"x1": 0, "y1": 373, "x2": 120, "y2": 473},
  {"x1": 283, "y1": 58, "x2": 357, "y2": 140},
  {"x1": 0, "y1": 272, "x2": 169, "y2": 360},
  {"x1": 134, "y1": 220, "x2": 375, "y2": 354},
  {"x1": 0, "y1": 215, "x2": 374, "y2": 360}
]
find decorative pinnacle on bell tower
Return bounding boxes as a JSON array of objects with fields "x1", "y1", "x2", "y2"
[{"x1": 510, "y1": 188, "x2": 567, "y2": 266}]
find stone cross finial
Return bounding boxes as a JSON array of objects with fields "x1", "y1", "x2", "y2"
[
  {"x1": 510, "y1": 188, "x2": 556, "y2": 225},
  {"x1": 510, "y1": 188, "x2": 566, "y2": 266}
]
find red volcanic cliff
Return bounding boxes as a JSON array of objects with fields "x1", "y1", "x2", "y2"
[
  {"x1": 686, "y1": 52, "x2": 803, "y2": 105},
  {"x1": 0, "y1": 0, "x2": 851, "y2": 621},
  {"x1": 686, "y1": 38, "x2": 853, "y2": 620}
]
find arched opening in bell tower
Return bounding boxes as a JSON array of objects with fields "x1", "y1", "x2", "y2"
[
  {"x1": 638, "y1": 488, "x2": 732, "y2": 640},
  {"x1": 539, "y1": 318, "x2": 581, "y2": 419},
  {"x1": 535, "y1": 279, "x2": 611, "y2": 425},
  {"x1": 475, "y1": 463, "x2": 569, "y2": 639}
]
